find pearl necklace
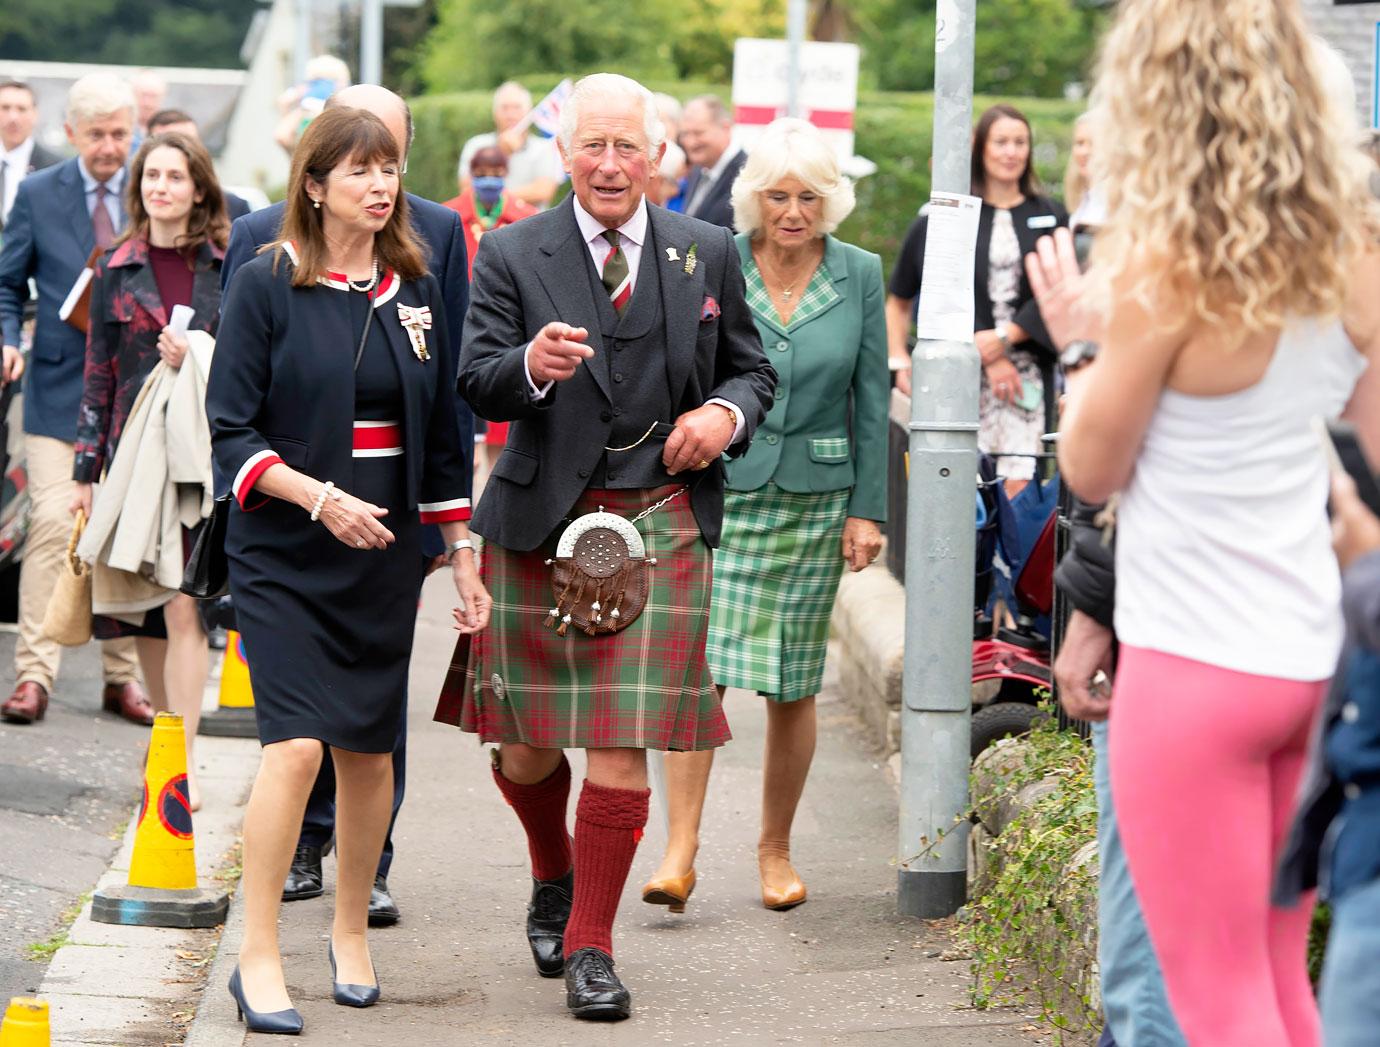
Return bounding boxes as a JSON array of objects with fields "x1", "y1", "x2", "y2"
[{"x1": 346, "y1": 257, "x2": 380, "y2": 293}]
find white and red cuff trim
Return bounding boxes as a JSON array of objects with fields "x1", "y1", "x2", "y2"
[
  {"x1": 419, "y1": 497, "x2": 471, "y2": 524},
  {"x1": 234, "y1": 449, "x2": 284, "y2": 510}
]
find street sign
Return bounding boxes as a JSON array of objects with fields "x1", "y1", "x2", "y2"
[{"x1": 731, "y1": 38, "x2": 861, "y2": 161}]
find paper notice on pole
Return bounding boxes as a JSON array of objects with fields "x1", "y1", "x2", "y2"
[
  {"x1": 935, "y1": 0, "x2": 961, "y2": 53},
  {"x1": 915, "y1": 191, "x2": 981, "y2": 344},
  {"x1": 168, "y1": 304, "x2": 195, "y2": 338}
]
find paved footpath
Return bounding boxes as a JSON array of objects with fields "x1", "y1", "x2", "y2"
[
  {"x1": 0, "y1": 632, "x2": 151, "y2": 1001},
  {"x1": 189, "y1": 573, "x2": 1034, "y2": 1047}
]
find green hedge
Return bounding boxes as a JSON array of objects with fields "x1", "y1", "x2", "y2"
[{"x1": 407, "y1": 80, "x2": 1084, "y2": 277}]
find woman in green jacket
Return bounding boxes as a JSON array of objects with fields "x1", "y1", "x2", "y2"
[{"x1": 643, "y1": 118, "x2": 889, "y2": 912}]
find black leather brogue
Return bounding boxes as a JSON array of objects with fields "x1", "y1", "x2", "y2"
[
  {"x1": 527, "y1": 870, "x2": 573, "y2": 977},
  {"x1": 564, "y1": 947, "x2": 631, "y2": 1021}
]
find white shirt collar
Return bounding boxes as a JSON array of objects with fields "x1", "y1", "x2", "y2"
[
  {"x1": 0, "y1": 137, "x2": 34, "y2": 169},
  {"x1": 703, "y1": 143, "x2": 742, "y2": 184},
  {"x1": 572, "y1": 193, "x2": 648, "y2": 248},
  {"x1": 77, "y1": 157, "x2": 125, "y2": 196}
]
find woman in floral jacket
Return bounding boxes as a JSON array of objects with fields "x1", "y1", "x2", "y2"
[{"x1": 72, "y1": 130, "x2": 228, "y2": 809}]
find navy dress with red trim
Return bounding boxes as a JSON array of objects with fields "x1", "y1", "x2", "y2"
[{"x1": 229, "y1": 283, "x2": 425, "y2": 753}]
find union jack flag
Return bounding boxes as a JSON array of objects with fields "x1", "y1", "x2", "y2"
[{"x1": 526, "y1": 79, "x2": 573, "y2": 139}]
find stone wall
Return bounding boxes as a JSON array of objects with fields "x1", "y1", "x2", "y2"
[{"x1": 831, "y1": 562, "x2": 906, "y2": 756}]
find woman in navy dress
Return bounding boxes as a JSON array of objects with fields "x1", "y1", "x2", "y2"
[{"x1": 207, "y1": 108, "x2": 490, "y2": 1034}]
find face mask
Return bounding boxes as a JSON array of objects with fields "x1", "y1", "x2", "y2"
[{"x1": 472, "y1": 176, "x2": 505, "y2": 206}]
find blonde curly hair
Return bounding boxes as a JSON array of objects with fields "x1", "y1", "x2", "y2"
[{"x1": 1086, "y1": 0, "x2": 1376, "y2": 336}]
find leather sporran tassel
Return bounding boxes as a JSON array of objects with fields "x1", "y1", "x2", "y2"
[{"x1": 545, "y1": 510, "x2": 652, "y2": 637}]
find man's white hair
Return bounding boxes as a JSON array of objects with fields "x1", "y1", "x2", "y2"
[
  {"x1": 66, "y1": 73, "x2": 136, "y2": 125},
  {"x1": 659, "y1": 139, "x2": 687, "y2": 179},
  {"x1": 559, "y1": 73, "x2": 664, "y2": 154},
  {"x1": 653, "y1": 92, "x2": 682, "y2": 125},
  {"x1": 493, "y1": 80, "x2": 532, "y2": 114}
]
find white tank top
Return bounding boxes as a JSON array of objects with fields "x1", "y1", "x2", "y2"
[{"x1": 1115, "y1": 318, "x2": 1369, "y2": 681}]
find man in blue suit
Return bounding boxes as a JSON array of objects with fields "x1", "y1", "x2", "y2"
[
  {"x1": 221, "y1": 83, "x2": 473, "y2": 928},
  {"x1": 0, "y1": 73, "x2": 151, "y2": 728}
]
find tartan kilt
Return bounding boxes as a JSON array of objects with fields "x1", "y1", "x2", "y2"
[
  {"x1": 436, "y1": 485, "x2": 730, "y2": 751},
  {"x1": 707, "y1": 484, "x2": 850, "y2": 702}
]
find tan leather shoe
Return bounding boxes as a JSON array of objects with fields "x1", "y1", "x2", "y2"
[
  {"x1": 1, "y1": 681, "x2": 48, "y2": 724},
  {"x1": 761, "y1": 872, "x2": 807, "y2": 911},
  {"x1": 641, "y1": 869, "x2": 697, "y2": 914},
  {"x1": 102, "y1": 681, "x2": 154, "y2": 726}
]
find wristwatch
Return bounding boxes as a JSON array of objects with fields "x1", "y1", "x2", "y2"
[
  {"x1": 446, "y1": 538, "x2": 475, "y2": 562},
  {"x1": 1059, "y1": 340, "x2": 1100, "y2": 373}
]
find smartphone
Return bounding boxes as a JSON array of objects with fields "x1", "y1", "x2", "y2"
[
  {"x1": 1014, "y1": 383, "x2": 1044, "y2": 414},
  {"x1": 1316, "y1": 417, "x2": 1380, "y2": 517}
]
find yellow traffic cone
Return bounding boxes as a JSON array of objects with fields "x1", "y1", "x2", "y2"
[
  {"x1": 91, "y1": 714, "x2": 228, "y2": 928},
  {"x1": 199, "y1": 630, "x2": 257, "y2": 738},
  {"x1": 0, "y1": 998, "x2": 49, "y2": 1046}
]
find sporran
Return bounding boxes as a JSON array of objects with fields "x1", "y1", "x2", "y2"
[{"x1": 544, "y1": 486, "x2": 686, "y2": 637}]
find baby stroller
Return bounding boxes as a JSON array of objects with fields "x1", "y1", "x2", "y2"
[{"x1": 970, "y1": 453, "x2": 1059, "y2": 756}]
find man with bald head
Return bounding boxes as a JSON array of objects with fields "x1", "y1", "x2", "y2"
[
  {"x1": 221, "y1": 83, "x2": 473, "y2": 927},
  {"x1": 456, "y1": 81, "x2": 563, "y2": 209}
]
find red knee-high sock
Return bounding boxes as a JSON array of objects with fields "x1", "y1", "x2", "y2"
[
  {"x1": 563, "y1": 779, "x2": 650, "y2": 959},
  {"x1": 492, "y1": 755, "x2": 573, "y2": 881}
]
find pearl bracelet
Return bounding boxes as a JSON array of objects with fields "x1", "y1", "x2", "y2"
[{"x1": 309, "y1": 481, "x2": 336, "y2": 522}]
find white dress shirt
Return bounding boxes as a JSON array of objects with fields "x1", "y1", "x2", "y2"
[
  {"x1": 524, "y1": 195, "x2": 745, "y2": 444},
  {"x1": 0, "y1": 137, "x2": 37, "y2": 222}
]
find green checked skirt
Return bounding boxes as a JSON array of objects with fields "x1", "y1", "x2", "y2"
[
  {"x1": 708, "y1": 484, "x2": 851, "y2": 703},
  {"x1": 447, "y1": 485, "x2": 730, "y2": 752}
]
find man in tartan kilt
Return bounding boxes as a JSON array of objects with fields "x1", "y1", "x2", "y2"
[{"x1": 438, "y1": 72, "x2": 776, "y2": 1021}]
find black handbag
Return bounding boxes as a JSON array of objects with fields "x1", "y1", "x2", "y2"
[{"x1": 181, "y1": 496, "x2": 230, "y2": 599}]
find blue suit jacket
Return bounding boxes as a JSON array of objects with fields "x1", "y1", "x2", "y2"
[
  {"x1": 0, "y1": 158, "x2": 121, "y2": 441},
  {"x1": 221, "y1": 193, "x2": 475, "y2": 555}
]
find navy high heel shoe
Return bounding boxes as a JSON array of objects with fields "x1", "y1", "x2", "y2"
[
  {"x1": 329, "y1": 941, "x2": 381, "y2": 1007},
  {"x1": 228, "y1": 966, "x2": 303, "y2": 1035}
]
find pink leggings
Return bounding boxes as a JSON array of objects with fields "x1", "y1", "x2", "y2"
[{"x1": 1109, "y1": 646, "x2": 1327, "y2": 1047}]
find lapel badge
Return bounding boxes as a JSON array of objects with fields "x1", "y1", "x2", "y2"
[
  {"x1": 665, "y1": 246, "x2": 680, "y2": 262},
  {"x1": 684, "y1": 242, "x2": 698, "y2": 276},
  {"x1": 397, "y1": 303, "x2": 432, "y2": 362}
]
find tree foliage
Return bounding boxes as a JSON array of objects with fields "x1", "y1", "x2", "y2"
[
  {"x1": 0, "y1": 0, "x2": 257, "y2": 69},
  {"x1": 417, "y1": 0, "x2": 1105, "y2": 96},
  {"x1": 852, "y1": 0, "x2": 1106, "y2": 96}
]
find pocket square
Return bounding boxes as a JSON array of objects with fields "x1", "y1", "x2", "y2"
[{"x1": 700, "y1": 295, "x2": 720, "y2": 322}]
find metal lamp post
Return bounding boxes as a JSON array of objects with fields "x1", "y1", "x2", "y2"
[{"x1": 897, "y1": 0, "x2": 979, "y2": 919}]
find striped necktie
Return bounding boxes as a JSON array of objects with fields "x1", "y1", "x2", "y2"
[{"x1": 600, "y1": 229, "x2": 631, "y2": 316}]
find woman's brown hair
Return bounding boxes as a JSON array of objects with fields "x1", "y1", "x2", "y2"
[
  {"x1": 120, "y1": 131, "x2": 229, "y2": 257},
  {"x1": 272, "y1": 107, "x2": 426, "y2": 286},
  {"x1": 970, "y1": 103, "x2": 1041, "y2": 200}
]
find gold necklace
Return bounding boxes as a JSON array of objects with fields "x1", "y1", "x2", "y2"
[{"x1": 755, "y1": 247, "x2": 820, "y2": 301}]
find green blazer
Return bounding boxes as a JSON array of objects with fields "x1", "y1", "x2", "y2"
[{"x1": 725, "y1": 233, "x2": 889, "y2": 522}]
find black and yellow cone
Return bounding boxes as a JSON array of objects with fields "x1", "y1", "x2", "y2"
[
  {"x1": 91, "y1": 713, "x2": 228, "y2": 928},
  {"x1": 0, "y1": 998, "x2": 49, "y2": 1046},
  {"x1": 199, "y1": 630, "x2": 257, "y2": 738}
]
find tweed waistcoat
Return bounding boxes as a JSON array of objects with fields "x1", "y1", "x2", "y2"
[{"x1": 584, "y1": 234, "x2": 674, "y2": 489}]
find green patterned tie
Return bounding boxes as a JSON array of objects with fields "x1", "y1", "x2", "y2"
[{"x1": 601, "y1": 230, "x2": 631, "y2": 315}]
